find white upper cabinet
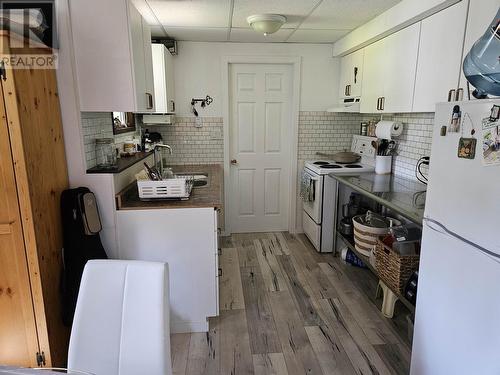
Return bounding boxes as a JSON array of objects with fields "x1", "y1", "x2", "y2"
[
  {"x1": 382, "y1": 23, "x2": 420, "y2": 113},
  {"x1": 459, "y1": 0, "x2": 500, "y2": 99},
  {"x1": 70, "y1": 0, "x2": 154, "y2": 112},
  {"x1": 151, "y1": 44, "x2": 176, "y2": 113},
  {"x1": 338, "y1": 49, "x2": 364, "y2": 98},
  {"x1": 360, "y1": 23, "x2": 419, "y2": 113},
  {"x1": 360, "y1": 38, "x2": 385, "y2": 113},
  {"x1": 413, "y1": 1, "x2": 468, "y2": 112}
]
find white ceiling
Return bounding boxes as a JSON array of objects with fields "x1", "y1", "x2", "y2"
[{"x1": 132, "y1": 0, "x2": 402, "y2": 43}]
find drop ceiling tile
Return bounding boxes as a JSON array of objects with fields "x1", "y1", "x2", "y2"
[
  {"x1": 301, "y1": 0, "x2": 401, "y2": 30},
  {"x1": 148, "y1": 0, "x2": 231, "y2": 28},
  {"x1": 287, "y1": 29, "x2": 349, "y2": 43},
  {"x1": 229, "y1": 28, "x2": 295, "y2": 43},
  {"x1": 232, "y1": 0, "x2": 318, "y2": 28},
  {"x1": 164, "y1": 27, "x2": 229, "y2": 42}
]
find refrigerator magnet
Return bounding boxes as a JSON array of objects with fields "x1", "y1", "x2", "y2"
[
  {"x1": 489, "y1": 105, "x2": 500, "y2": 122},
  {"x1": 458, "y1": 137, "x2": 476, "y2": 159},
  {"x1": 481, "y1": 116, "x2": 500, "y2": 166},
  {"x1": 449, "y1": 105, "x2": 461, "y2": 133}
]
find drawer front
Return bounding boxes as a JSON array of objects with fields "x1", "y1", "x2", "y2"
[{"x1": 303, "y1": 211, "x2": 321, "y2": 251}]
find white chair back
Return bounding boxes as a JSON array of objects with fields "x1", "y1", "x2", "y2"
[{"x1": 68, "y1": 260, "x2": 172, "y2": 375}]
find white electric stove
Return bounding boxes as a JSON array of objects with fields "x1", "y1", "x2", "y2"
[{"x1": 302, "y1": 135, "x2": 375, "y2": 253}]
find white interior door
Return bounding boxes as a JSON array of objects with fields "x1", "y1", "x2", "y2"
[{"x1": 229, "y1": 63, "x2": 292, "y2": 233}]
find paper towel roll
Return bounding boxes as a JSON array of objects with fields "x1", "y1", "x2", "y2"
[{"x1": 375, "y1": 121, "x2": 403, "y2": 140}]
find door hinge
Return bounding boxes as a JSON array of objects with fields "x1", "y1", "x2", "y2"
[
  {"x1": 0, "y1": 61, "x2": 6, "y2": 81},
  {"x1": 36, "y1": 351, "x2": 46, "y2": 367}
]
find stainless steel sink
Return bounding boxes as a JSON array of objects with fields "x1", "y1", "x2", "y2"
[{"x1": 174, "y1": 172, "x2": 209, "y2": 188}]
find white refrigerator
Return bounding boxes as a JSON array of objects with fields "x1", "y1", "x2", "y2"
[{"x1": 411, "y1": 99, "x2": 500, "y2": 374}]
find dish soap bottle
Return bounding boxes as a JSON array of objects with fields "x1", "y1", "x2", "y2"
[{"x1": 462, "y1": 9, "x2": 500, "y2": 98}]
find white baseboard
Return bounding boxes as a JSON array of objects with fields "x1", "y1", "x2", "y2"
[{"x1": 171, "y1": 320, "x2": 209, "y2": 333}]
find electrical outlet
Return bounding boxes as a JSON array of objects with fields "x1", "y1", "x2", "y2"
[{"x1": 195, "y1": 117, "x2": 203, "y2": 128}]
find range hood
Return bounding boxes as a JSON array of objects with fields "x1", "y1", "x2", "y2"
[
  {"x1": 142, "y1": 114, "x2": 175, "y2": 125},
  {"x1": 327, "y1": 97, "x2": 361, "y2": 113}
]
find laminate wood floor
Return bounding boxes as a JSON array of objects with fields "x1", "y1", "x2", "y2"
[{"x1": 171, "y1": 232, "x2": 412, "y2": 375}]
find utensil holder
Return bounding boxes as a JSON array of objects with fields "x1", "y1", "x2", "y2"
[{"x1": 375, "y1": 155, "x2": 392, "y2": 175}]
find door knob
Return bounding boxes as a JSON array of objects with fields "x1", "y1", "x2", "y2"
[{"x1": 230, "y1": 159, "x2": 238, "y2": 165}]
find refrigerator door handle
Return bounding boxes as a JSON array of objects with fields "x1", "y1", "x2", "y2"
[{"x1": 424, "y1": 217, "x2": 500, "y2": 261}]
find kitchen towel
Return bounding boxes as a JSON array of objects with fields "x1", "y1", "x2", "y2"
[
  {"x1": 375, "y1": 121, "x2": 403, "y2": 140},
  {"x1": 300, "y1": 172, "x2": 315, "y2": 202}
]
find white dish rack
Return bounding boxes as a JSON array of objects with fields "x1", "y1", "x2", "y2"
[{"x1": 138, "y1": 176, "x2": 194, "y2": 200}]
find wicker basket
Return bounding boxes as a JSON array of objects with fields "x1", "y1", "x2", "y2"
[
  {"x1": 352, "y1": 215, "x2": 401, "y2": 257},
  {"x1": 375, "y1": 239, "x2": 419, "y2": 293}
]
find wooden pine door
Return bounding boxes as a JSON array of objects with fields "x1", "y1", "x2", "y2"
[
  {"x1": 228, "y1": 63, "x2": 292, "y2": 233},
  {"x1": 0, "y1": 87, "x2": 40, "y2": 367}
]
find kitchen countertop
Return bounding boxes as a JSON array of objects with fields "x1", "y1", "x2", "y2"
[
  {"x1": 115, "y1": 164, "x2": 223, "y2": 210},
  {"x1": 87, "y1": 151, "x2": 153, "y2": 174},
  {"x1": 330, "y1": 172, "x2": 427, "y2": 224}
]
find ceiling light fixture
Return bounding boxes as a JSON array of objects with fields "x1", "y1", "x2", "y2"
[{"x1": 246, "y1": 14, "x2": 287, "y2": 36}]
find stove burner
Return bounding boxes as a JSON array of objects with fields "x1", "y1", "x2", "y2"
[
  {"x1": 313, "y1": 161, "x2": 330, "y2": 165},
  {"x1": 344, "y1": 164, "x2": 363, "y2": 168},
  {"x1": 321, "y1": 164, "x2": 342, "y2": 169}
]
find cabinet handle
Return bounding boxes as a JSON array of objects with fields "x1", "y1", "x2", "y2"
[
  {"x1": 344, "y1": 85, "x2": 348, "y2": 96},
  {"x1": 376, "y1": 97, "x2": 381, "y2": 110},
  {"x1": 169, "y1": 100, "x2": 175, "y2": 112},
  {"x1": 354, "y1": 67, "x2": 358, "y2": 84},
  {"x1": 218, "y1": 268, "x2": 222, "y2": 277},
  {"x1": 447, "y1": 89, "x2": 456, "y2": 102},
  {"x1": 455, "y1": 88, "x2": 464, "y2": 101},
  {"x1": 347, "y1": 85, "x2": 351, "y2": 96},
  {"x1": 146, "y1": 93, "x2": 153, "y2": 109},
  {"x1": 381, "y1": 97, "x2": 385, "y2": 111}
]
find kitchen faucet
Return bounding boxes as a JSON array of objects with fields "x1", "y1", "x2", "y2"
[{"x1": 153, "y1": 144, "x2": 173, "y2": 177}]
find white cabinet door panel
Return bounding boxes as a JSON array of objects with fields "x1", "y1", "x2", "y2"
[
  {"x1": 413, "y1": 1, "x2": 468, "y2": 112},
  {"x1": 382, "y1": 23, "x2": 420, "y2": 113},
  {"x1": 338, "y1": 54, "x2": 351, "y2": 98},
  {"x1": 360, "y1": 38, "x2": 385, "y2": 113},
  {"x1": 129, "y1": 3, "x2": 147, "y2": 111},
  {"x1": 117, "y1": 207, "x2": 218, "y2": 333},
  {"x1": 142, "y1": 21, "x2": 155, "y2": 112},
  {"x1": 350, "y1": 48, "x2": 364, "y2": 97}
]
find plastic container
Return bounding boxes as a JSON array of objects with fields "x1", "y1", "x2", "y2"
[
  {"x1": 341, "y1": 248, "x2": 367, "y2": 268},
  {"x1": 462, "y1": 9, "x2": 500, "y2": 98},
  {"x1": 375, "y1": 155, "x2": 392, "y2": 175}
]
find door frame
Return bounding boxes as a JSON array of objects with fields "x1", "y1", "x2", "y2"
[{"x1": 221, "y1": 56, "x2": 301, "y2": 235}]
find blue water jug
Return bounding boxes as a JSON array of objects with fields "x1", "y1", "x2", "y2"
[{"x1": 463, "y1": 8, "x2": 500, "y2": 98}]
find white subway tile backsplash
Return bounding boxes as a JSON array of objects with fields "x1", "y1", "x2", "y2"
[
  {"x1": 80, "y1": 110, "x2": 435, "y2": 182},
  {"x1": 362, "y1": 112, "x2": 434, "y2": 181}
]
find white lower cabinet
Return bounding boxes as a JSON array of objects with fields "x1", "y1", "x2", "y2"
[{"x1": 116, "y1": 207, "x2": 219, "y2": 333}]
